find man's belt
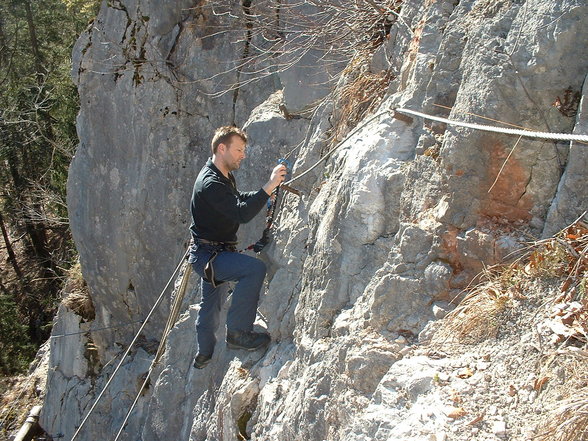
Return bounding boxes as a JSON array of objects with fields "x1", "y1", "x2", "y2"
[
  {"x1": 193, "y1": 238, "x2": 237, "y2": 288},
  {"x1": 195, "y1": 238, "x2": 237, "y2": 248}
]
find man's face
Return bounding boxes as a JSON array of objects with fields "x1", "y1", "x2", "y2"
[{"x1": 221, "y1": 136, "x2": 246, "y2": 172}]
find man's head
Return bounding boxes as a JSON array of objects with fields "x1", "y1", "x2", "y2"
[
  {"x1": 211, "y1": 126, "x2": 248, "y2": 174},
  {"x1": 211, "y1": 126, "x2": 247, "y2": 155}
]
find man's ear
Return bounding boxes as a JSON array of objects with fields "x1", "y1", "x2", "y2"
[{"x1": 217, "y1": 143, "x2": 227, "y2": 154}]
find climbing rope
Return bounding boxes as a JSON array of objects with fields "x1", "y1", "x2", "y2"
[
  {"x1": 112, "y1": 261, "x2": 193, "y2": 441},
  {"x1": 70, "y1": 247, "x2": 189, "y2": 441},
  {"x1": 394, "y1": 107, "x2": 588, "y2": 142},
  {"x1": 283, "y1": 109, "x2": 391, "y2": 186},
  {"x1": 282, "y1": 104, "x2": 587, "y2": 188}
]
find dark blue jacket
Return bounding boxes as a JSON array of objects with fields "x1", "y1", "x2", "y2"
[{"x1": 190, "y1": 158, "x2": 268, "y2": 243}]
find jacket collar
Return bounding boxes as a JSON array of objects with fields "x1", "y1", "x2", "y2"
[{"x1": 206, "y1": 158, "x2": 236, "y2": 187}]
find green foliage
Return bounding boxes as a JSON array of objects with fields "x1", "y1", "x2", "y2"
[
  {"x1": 0, "y1": 294, "x2": 36, "y2": 375},
  {"x1": 0, "y1": 0, "x2": 99, "y2": 374},
  {"x1": 0, "y1": 0, "x2": 99, "y2": 201}
]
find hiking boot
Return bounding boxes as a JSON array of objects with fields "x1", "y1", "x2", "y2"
[
  {"x1": 193, "y1": 353, "x2": 212, "y2": 369},
  {"x1": 226, "y1": 330, "x2": 271, "y2": 351}
]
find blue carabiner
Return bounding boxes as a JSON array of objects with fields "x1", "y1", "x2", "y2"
[
  {"x1": 266, "y1": 158, "x2": 290, "y2": 208},
  {"x1": 277, "y1": 158, "x2": 291, "y2": 171}
]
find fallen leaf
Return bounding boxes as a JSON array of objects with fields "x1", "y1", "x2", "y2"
[
  {"x1": 569, "y1": 302, "x2": 583, "y2": 312},
  {"x1": 534, "y1": 377, "x2": 549, "y2": 391},
  {"x1": 449, "y1": 389, "x2": 462, "y2": 404},
  {"x1": 467, "y1": 414, "x2": 484, "y2": 425},
  {"x1": 457, "y1": 367, "x2": 474, "y2": 379},
  {"x1": 446, "y1": 407, "x2": 468, "y2": 419},
  {"x1": 546, "y1": 318, "x2": 575, "y2": 337},
  {"x1": 561, "y1": 312, "x2": 576, "y2": 326}
]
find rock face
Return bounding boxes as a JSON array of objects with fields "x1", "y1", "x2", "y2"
[{"x1": 41, "y1": 0, "x2": 587, "y2": 440}]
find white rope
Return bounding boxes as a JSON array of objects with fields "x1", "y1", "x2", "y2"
[
  {"x1": 283, "y1": 109, "x2": 390, "y2": 186},
  {"x1": 112, "y1": 365, "x2": 153, "y2": 441},
  {"x1": 284, "y1": 103, "x2": 587, "y2": 189},
  {"x1": 395, "y1": 107, "x2": 588, "y2": 142},
  {"x1": 70, "y1": 248, "x2": 189, "y2": 441},
  {"x1": 112, "y1": 263, "x2": 193, "y2": 441}
]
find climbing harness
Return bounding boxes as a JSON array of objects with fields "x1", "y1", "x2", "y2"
[
  {"x1": 204, "y1": 250, "x2": 222, "y2": 287},
  {"x1": 190, "y1": 239, "x2": 237, "y2": 288}
]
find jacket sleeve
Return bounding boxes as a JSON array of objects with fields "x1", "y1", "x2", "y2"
[
  {"x1": 201, "y1": 178, "x2": 268, "y2": 224},
  {"x1": 238, "y1": 190, "x2": 260, "y2": 201}
]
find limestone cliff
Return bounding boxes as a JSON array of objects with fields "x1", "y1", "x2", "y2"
[{"x1": 41, "y1": 0, "x2": 588, "y2": 440}]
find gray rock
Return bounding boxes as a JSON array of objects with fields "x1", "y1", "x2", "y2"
[
  {"x1": 279, "y1": 1, "x2": 354, "y2": 112},
  {"x1": 432, "y1": 303, "x2": 449, "y2": 320},
  {"x1": 544, "y1": 73, "x2": 588, "y2": 237},
  {"x1": 399, "y1": 225, "x2": 433, "y2": 263},
  {"x1": 42, "y1": 0, "x2": 588, "y2": 440},
  {"x1": 424, "y1": 262, "x2": 453, "y2": 298}
]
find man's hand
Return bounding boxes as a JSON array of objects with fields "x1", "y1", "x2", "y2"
[{"x1": 262, "y1": 163, "x2": 287, "y2": 195}]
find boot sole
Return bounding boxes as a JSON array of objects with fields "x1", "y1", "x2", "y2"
[
  {"x1": 226, "y1": 341, "x2": 269, "y2": 351},
  {"x1": 194, "y1": 360, "x2": 211, "y2": 369},
  {"x1": 193, "y1": 355, "x2": 212, "y2": 369}
]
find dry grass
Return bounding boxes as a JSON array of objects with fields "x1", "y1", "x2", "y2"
[
  {"x1": 433, "y1": 218, "x2": 588, "y2": 347},
  {"x1": 61, "y1": 261, "x2": 95, "y2": 321},
  {"x1": 530, "y1": 220, "x2": 588, "y2": 441},
  {"x1": 536, "y1": 350, "x2": 588, "y2": 441},
  {"x1": 432, "y1": 217, "x2": 588, "y2": 440},
  {"x1": 527, "y1": 220, "x2": 588, "y2": 344},
  {"x1": 62, "y1": 292, "x2": 95, "y2": 321},
  {"x1": 431, "y1": 277, "x2": 514, "y2": 345},
  {"x1": 527, "y1": 220, "x2": 588, "y2": 298},
  {"x1": 539, "y1": 389, "x2": 588, "y2": 441},
  {"x1": 329, "y1": 55, "x2": 394, "y2": 147}
]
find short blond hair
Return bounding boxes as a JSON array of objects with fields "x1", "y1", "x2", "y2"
[{"x1": 211, "y1": 126, "x2": 247, "y2": 154}]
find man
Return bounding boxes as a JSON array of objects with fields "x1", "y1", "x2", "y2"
[{"x1": 188, "y1": 126, "x2": 286, "y2": 369}]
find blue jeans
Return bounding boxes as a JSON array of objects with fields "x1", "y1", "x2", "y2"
[{"x1": 189, "y1": 244, "x2": 267, "y2": 356}]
